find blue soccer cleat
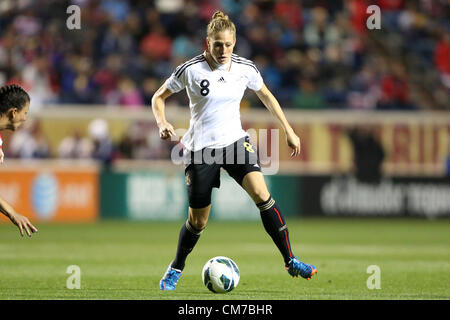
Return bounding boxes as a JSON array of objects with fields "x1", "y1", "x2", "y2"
[
  {"x1": 286, "y1": 257, "x2": 317, "y2": 280},
  {"x1": 159, "y1": 265, "x2": 183, "y2": 290}
]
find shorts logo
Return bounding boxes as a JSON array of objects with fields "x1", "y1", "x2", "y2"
[
  {"x1": 185, "y1": 172, "x2": 191, "y2": 186},
  {"x1": 243, "y1": 142, "x2": 255, "y2": 153}
]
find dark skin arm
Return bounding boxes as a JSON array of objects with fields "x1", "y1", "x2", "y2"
[{"x1": 0, "y1": 196, "x2": 38, "y2": 237}]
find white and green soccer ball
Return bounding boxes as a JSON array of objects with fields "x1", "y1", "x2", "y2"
[{"x1": 202, "y1": 256, "x2": 240, "y2": 293}]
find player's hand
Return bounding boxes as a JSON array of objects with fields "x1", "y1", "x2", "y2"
[
  {"x1": 286, "y1": 129, "x2": 300, "y2": 157},
  {"x1": 8, "y1": 212, "x2": 38, "y2": 237},
  {"x1": 0, "y1": 148, "x2": 4, "y2": 163},
  {"x1": 158, "y1": 121, "x2": 176, "y2": 140}
]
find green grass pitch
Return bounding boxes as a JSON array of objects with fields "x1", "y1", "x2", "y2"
[{"x1": 0, "y1": 218, "x2": 449, "y2": 300}]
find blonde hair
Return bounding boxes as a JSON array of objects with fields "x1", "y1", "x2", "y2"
[{"x1": 206, "y1": 11, "x2": 236, "y2": 40}]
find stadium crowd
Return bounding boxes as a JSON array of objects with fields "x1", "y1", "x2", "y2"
[
  {"x1": 0, "y1": 0, "x2": 448, "y2": 111},
  {"x1": 0, "y1": 0, "x2": 449, "y2": 160}
]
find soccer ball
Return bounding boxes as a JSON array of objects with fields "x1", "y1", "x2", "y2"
[{"x1": 202, "y1": 256, "x2": 240, "y2": 293}]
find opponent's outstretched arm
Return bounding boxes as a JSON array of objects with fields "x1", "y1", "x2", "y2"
[
  {"x1": 151, "y1": 84, "x2": 176, "y2": 140},
  {"x1": 0, "y1": 197, "x2": 38, "y2": 237},
  {"x1": 255, "y1": 84, "x2": 301, "y2": 156}
]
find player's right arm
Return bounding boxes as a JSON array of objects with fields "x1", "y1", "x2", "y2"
[
  {"x1": 0, "y1": 196, "x2": 38, "y2": 237},
  {"x1": 151, "y1": 84, "x2": 176, "y2": 140}
]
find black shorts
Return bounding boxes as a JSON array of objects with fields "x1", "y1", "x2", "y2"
[{"x1": 184, "y1": 136, "x2": 261, "y2": 209}]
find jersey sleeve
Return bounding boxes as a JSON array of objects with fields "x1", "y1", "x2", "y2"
[
  {"x1": 246, "y1": 65, "x2": 264, "y2": 91},
  {"x1": 164, "y1": 65, "x2": 187, "y2": 93}
]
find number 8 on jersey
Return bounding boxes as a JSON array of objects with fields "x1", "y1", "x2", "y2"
[{"x1": 200, "y1": 79, "x2": 210, "y2": 96}]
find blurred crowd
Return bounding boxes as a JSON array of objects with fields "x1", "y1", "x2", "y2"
[
  {"x1": 0, "y1": 0, "x2": 448, "y2": 112},
  {"x1": 0, "y1": 0, "x2": 449, "y2": 161},
  {"x1": 6, "y1": 117, "x2": 173, "y2": 163}
]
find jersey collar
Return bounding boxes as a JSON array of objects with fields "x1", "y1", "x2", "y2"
[{"x1": 203, "y1": 51, "x2": 231, "y2": 71}]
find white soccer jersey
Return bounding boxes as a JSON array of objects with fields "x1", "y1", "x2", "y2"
[{"x1": 165, "y1": 52, "x2": 264, "y2": 152}]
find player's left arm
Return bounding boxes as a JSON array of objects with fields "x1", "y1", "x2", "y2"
[{"x1": 255, "y1": 84, "x2": 300, "y2": 157}]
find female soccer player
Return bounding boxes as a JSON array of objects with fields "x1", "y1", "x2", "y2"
[
  {"x1": 152, "y1": 11, "x2": 316, "y2": 290},
  {"x1": 0, "y1": 84, "x2": 38, "y2": 237}
]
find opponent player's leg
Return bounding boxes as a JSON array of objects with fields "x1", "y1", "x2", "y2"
[{"x1": 241, "y1": 171, "x2": 317, "y2": 280}]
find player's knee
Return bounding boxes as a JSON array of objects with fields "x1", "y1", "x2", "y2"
[
  {"x1": 189, "y1": 206, "x2": 210, "y2": 231},
  {"x1": 189, "y1": 215, "x2": 208, "y2": 231},
  {"x1": 250, "y1": 188, "x2": 270, "y2": 204}
]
